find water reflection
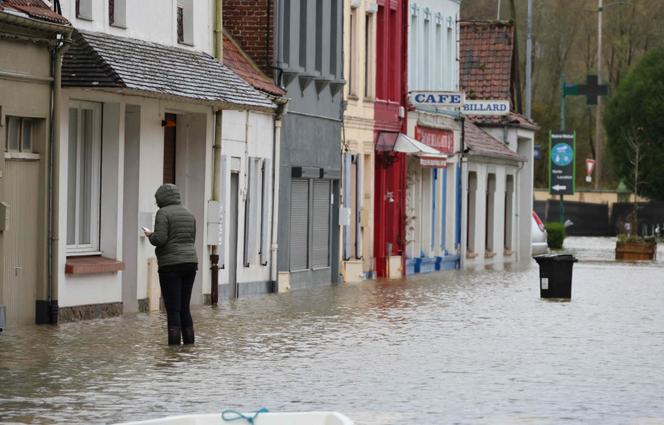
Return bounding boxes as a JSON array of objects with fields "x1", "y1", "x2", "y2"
[{"x1": 1, "y1": 238, "x2": 664, "y2": 424}]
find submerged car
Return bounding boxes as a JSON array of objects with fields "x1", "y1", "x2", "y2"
[{"x1": 532, "y1": 210, "x2": 548, "y2": 255}]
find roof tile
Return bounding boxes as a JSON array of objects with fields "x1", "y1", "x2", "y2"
[
  {"x1": 0, "y1": 0, "x2": 69, "y2": 24},
  {"x1": 62, "y1": 30, "x2": 274, "y2": 109}
]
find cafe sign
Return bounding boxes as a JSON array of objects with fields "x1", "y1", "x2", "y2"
[{"x1": 410, "y1": 91, "x2": 464, "y2": 107}]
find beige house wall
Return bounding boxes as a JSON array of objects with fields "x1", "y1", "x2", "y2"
[
  {"x1": 0, "y1": 33, "x2": 54, "y2": 326},
  {"x1": 341, "y1": 0, "x2": 377, "y2": 281}
]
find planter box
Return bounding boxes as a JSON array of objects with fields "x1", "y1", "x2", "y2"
[
  {"x1": 615, "y1": 241, "x2": 657, "y2": 261},
  {"x1": 417, "y1": 257, "x2": 437, "y2": 274}
]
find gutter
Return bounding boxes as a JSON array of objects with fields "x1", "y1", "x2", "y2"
[
  {"x1": 47, "y1": 29, "x2": 73, "y2": 324},
  {"x1": 209, "y1": 0, "x2": 223, "y2": 305}
]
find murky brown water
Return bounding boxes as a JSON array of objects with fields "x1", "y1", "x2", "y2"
[{"x1": 2, "y1": 237, "x2": 664, "y2": 424}]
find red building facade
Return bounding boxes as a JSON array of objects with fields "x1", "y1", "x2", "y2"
[{"x1": 373, "y1": 0, "x2": 408, "y2": 278}]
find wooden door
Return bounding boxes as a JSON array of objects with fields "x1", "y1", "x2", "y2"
[{"x1": 2, "y1": 157, "x2": 40, "y2": 326}]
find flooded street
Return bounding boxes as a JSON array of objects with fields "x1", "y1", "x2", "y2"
[{"x1": 2, "y1": 237, "x2": 664, "y2": 424}]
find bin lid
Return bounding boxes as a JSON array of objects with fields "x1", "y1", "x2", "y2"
[{"x1": 533, "y1": 254, "x2": 578, "y2": 262}]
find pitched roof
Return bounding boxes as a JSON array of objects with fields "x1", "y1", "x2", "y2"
[
  {"x1": 459, "y1": 20, "x2": 515, "y2": 102},
  {"x1": 223, "y1": 32, "x2": 285, "y2": 97},
  {"x1": 464, "y1": 119, "x2": 523, "y2": 162},
  {"x1": 469, "y1": 111, "x2": 539, "y2": 131},
  {"x1": 62, "y1": 30, "x2": 275, "y2": 109},
  {"x1": 0, "y1": 0, "x2": 69, "y2": 24}
]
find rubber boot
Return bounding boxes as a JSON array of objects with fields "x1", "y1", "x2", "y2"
[
  {"x1": 167, "y1": 326, "x2": 181, "y2": 345},
  {"x1": 182, "y1": 326, "x2": 195, "y2": 345}
]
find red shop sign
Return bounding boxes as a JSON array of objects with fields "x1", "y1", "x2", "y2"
[{"x1": 415, "y1": 126, "x2": 454, "y2": 154}]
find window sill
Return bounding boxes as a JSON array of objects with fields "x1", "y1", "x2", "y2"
[
  {"x1": 177, "y1": 41, "x2": 194, "y2": 47},
  {"x1": 4, "y1": 152, "x2": 40, "y2": 160},
  {"x1": 76, "y1": 15, "x2": 93, "y2": 21},
  {"x1": 110, "y1": 23, "x2": 127, "y2": 29},
  {"x1": 65, "y1": 256, "x2": 124, "y2": 275}
]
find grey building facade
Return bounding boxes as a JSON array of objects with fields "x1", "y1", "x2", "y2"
[
  {"x1": 223, "y1": 0, "x2": 344, "y2": 290},
  {"x1": 275, "y1": 0, "x2": 344, "y2": 289}
]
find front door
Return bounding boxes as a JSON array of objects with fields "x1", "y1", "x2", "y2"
[{"x1": 2, "y1": 156, "x2": 40, "y2": 326}]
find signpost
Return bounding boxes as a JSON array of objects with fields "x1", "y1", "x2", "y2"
[
  {"x1": 549, "y1": 131, "x2": 576, "y2": 223},
  {"x1": 549, "y1": 132, "x2": 576, "y2": 196}
]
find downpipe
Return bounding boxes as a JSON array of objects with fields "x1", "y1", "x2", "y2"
[{"x1": 210, "y1": 0, "x2": 223, "y2": 305}]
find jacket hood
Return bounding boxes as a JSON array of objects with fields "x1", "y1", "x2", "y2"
[{"x1": 155, "y1": 184, "x2": 181, "y2": 207}]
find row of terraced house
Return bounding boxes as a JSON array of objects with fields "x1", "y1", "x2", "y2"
[{"x1": 0, "y1": 0, "x2": 537, "y2": 328}]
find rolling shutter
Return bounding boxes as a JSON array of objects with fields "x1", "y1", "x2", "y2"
[
  {"x1": 312, "y1": 180, "x2": 331, "y2": 268},
  {"x1": 289, "y1": 179, "x2": 309, "y2": 271}
]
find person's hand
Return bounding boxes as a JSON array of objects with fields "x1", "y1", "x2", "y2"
[{"x1": 144, "y1": 229, "x2": 153, "y2": 237}]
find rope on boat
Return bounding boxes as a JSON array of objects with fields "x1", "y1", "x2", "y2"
[{"x1": 221, "y1": 407, "x2": 269, "y2": 424}]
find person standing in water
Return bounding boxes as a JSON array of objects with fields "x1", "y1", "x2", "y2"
[{"x1": 144, "y1": 184, "x2": 198, "y2": 345}]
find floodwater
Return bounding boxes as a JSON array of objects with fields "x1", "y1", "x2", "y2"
[{"x1": 2, "y1": 237, "x2": 664, "y2": 425}]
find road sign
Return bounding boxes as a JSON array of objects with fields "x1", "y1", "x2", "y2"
[
  {"x1": 563, "y1": 75, "x2": 608, "y2": 106},
  {"x1": 549, "y1": 131, "x2": 576, "y2": 195}
]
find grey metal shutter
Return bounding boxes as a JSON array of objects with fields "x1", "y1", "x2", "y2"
[
  {"x1": 312, "y1": 180, "x2": 331, "y2": 268},
  {"x1": 289, "y1": 179, "x2": 309, "y2": 271},
  {"x1": 260, "y1": 159, "x2": 272, "y2": 265}
]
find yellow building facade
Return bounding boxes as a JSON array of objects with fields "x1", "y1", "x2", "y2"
[{"x1": 341, "y1": 0, "x2": 377, "y2": 282}]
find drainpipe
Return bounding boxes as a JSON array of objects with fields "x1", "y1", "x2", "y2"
[
  {"x1": 48, "y1": 29, "x2": 73, "y2": 324},
  {"x1": 210, "y1": 0, "x2": 223, "y2": 305},
  {"x1": 270, "y1": 101, "x2": 286, "y2": 288}
]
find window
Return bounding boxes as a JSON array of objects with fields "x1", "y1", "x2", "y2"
[
  {"x1": 177, "y1": 6, "x2": 184, "y2": 43},
  {"x1": 67, "y1": 102, "x2": 102, "y2": 253},
  {"x1": 76, "y1": 0, "x2": 92, "y2": 20},
  {"x1": 176, "y1": 0, "x2": 193, "y2": 45},
  {"x1": 109, "y1": 0, "x2": 126, "y2": 27},
  {"x1": 5, "y1": 117, "x2": 34, "y2": 153},
  {"x1": 364, "y1": 13, "x2": 372, "y2": 98},
  {"x1": 348, "y1": 7, "x2": 356, "y2": 94}
]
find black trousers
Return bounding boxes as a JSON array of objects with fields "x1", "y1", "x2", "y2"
[{"x1": 158, "y1": 263, "x2": 198, "y2": 329}]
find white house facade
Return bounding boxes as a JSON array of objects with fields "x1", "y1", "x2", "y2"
[
  {"x1": 54, "y1": 0, "x2": 277, "y2": 321},
  {"x1": 405, "y1": 0, "x2": 462, "y2": 275}
]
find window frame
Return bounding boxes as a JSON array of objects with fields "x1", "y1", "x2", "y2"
[
  {"x1": 66, "y1": 100, "x2": 103, "y2": 255},
  {"x1": 5, "y1": 116, "x2": 35, "y2": 154}
]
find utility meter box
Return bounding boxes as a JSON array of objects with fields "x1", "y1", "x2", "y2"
[{"x1": 207, "y1": 200, "x2": 224, "y2": 246}]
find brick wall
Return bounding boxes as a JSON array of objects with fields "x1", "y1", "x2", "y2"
[{"x1": 223, "y1": 0, "x2": 274, "y2": 75}]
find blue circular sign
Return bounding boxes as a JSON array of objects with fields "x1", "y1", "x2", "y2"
[{"x1": 552, "y1": 143, "x2": 574, "y2": 167}]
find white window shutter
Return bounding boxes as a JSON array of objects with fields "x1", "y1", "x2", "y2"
[
  {"x1": 244, "y1": 157, "x2": 260, "y2": 266},
  {"x1": 260, "y1": 159, "x2": 272, "y2": 265},
  {"x1": 219, "y1": 155, "x2": 230, "y2": 269}
]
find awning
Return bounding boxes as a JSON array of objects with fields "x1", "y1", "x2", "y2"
[{"x1": 393, "y1": 133, "x2": 447, "y2": 167}]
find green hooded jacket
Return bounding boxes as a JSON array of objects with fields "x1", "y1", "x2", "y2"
[{"x1": 149, "y1": 184, "x2": 198, "y2": 268}]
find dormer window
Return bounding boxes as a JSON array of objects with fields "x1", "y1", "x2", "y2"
[{"x1": 176, "y1": 0, "x2": 193, "y2": 45}]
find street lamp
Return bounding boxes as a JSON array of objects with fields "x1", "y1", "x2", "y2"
[{"x1": 595, "y1": 0, "x2": 630, "y2": 190}]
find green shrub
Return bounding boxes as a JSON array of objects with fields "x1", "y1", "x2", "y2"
[{"x1": 545, "y1": 222, "x2": 566, "y2": 249}]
